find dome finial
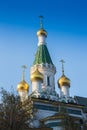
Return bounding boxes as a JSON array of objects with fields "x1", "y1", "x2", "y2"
[
  {"x1": 22, "y1": 65, "x2": 27, "y2": 81},
  {"x1": 37, "y1": 16, "x2": 47, "y2": 37},
  {"x1": 39, "y1": 15, "x2": 44, "y2": 29},
  {"x1": 60, "y1": 59, "x2": 65, "y2": 75}
]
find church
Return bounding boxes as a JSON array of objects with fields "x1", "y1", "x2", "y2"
[{"x1": 17, "y1": 17, "x2": 87, "y2": 130}]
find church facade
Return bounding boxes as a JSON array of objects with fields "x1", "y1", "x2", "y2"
[{"x1": 17, "y1": 18, "x2": 87, "y2": 130}]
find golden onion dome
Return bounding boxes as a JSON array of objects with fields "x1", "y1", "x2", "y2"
[
  {"x1": 17, "y1": 79, "x2": 29, "y2": 91},
  {"x1": 58, "y1": 59, "x2": 70, "y2": 88},
  {"x1": 58, "y1": 74, "x2": 70, "y2": 88},
  {"x1": 17, "y1": 65, "x2": 29, "y2": 92},
  {"x1": 37, "y1": 28, "x2": 47, "y2": 37},
  {"x1": 30, "y1": 68, "x2": 43, "y2": 82}
]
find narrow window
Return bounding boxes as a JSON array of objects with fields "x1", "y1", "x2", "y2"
[{"x1": 47, "y1": 76, "x2": 50, "y2": 86}]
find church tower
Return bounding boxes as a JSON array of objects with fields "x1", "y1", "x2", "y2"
[
  {"x1": 57, "y1": 60, "x2": 70, "y2": 98},
  {"x1": 17, "y1": 65, "x2": 29, "y2": 102},
  {"x1": 30, "y1": 67, "x2": 43, "y2": 96},
  {"x1": 30, "y1": 16, "x2": 58, "y2": 100}
]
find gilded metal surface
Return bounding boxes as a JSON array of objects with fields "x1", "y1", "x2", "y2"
[
  {"x1": 17, "y1": 65, "x2": 29, "y2": 91},
  {"x1": 30, "y1": 68, "x2": 43, "y2": 82},
  {"x1": 58, "y1": 74, "x2": 70, "y2": 87},
  {"x1": 37, "y1": 29, "x2": 47, "y2": 37},
  {"x1": 17, "y1": 80, "x2": 29, "y2": 91}
]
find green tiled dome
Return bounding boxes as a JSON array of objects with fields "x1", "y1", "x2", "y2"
[{"x1": 33, "y1": 45, "x2": 53, "y2": 65}]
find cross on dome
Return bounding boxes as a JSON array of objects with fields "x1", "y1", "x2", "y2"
[
  {"x1": 60, "y1": 59, "x2": 65, "y2": 75},
  {"x1": 39, "y1": 15, "x2": 44, "y2": 29},
  {"x1": 22, "y1": 65, "x2": 27, "y2": 81}
]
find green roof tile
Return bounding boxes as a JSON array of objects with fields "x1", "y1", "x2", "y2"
[{"x1": 33, "y1": 45, "x2": 53, "y2": 65}]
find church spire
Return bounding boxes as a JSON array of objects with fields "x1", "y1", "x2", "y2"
[
  {"x1": 33, "y1": 16, "x2": 53, "y2": 65},
  {"x1": 30, "y1": 17, "x2": 56, "y2": 98}
]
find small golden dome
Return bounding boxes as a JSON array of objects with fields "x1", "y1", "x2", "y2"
[
  {"x1": 58, "y1": 59, "x2": 70, "y2": 88},
  {"x1": 30, "y1": 68, "x2": 43, "y2": 82},
  {"x1": 58, "y1": 74, "x2": 70, "y2": 88},
  {"x1": 17, "y1": 80, "x2": 29, "y2": 91},
  {"x1": 37, "y1": 29, "x2": 47, "y2": 37},
  {"x1": 17, "y1": 65, "x2": 29, "y2": 92}
]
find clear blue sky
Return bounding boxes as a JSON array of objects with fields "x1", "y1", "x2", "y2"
[{"x1": 0, "y1": 0, "x2": 87, "y2": 97}]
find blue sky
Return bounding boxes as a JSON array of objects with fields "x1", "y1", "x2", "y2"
[{"x1": 0, "y1": 0, "x2": 87, "y2": 97}]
